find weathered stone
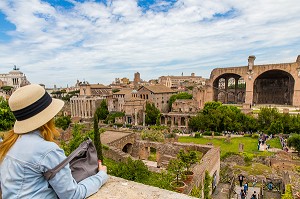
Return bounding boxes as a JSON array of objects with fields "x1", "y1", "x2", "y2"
[{"x1": 89, "y1": 176, "x2": 197, "y2": 199}]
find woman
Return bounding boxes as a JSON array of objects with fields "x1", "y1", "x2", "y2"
[{"x1": 0, "y1": 84, "x2": 108, "y2": 198}]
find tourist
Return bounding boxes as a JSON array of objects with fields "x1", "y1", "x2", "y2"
[
  {"x1": 251, "y1": 191, "x2": 258, "y2": 199},
  {"x1": 244, "y1": 182, "x2": 249, "y2": 195},
  {"x1": 267, "y1": 181, "x2": 273, "y2": 190},
  {"x1": 240, "y1": 189, "x2": 246, "y2": 199},
  {"x1": 0, "y1": 84, "x2": 108, "y2": 198},
  {"x1": 252, "y1": 176, "x2": 257, "y2": 187},
  {"x1": 238, "y1": 174, "x2": 245, "y2": 187}
]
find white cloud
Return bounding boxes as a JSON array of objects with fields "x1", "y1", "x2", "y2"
[{"x1": 0, "y1": 0, "x2": 299, "y2": 87}]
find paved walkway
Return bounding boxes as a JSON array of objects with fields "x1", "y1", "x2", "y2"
[{"x1": 234, "y1": 186, "x2": 260, "y2": 199}]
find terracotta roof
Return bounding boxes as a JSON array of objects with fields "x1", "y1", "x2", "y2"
[
  {"x1": 90, "y1": 84, "x2": 110, "y2": 89},
  {"x1": 125, "y1": 97, "x2": 146, "y2": 102},
  {"x1": 140, "y1": 85, "x2": 177, "y2": 94},
  {"x1": 114, "y1": 88, "x2": 132, "y2": 95}
]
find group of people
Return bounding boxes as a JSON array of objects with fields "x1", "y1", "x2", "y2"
[
  {"x1": 238, "y1": 174, "x2": 258, "y2": 199},
  {"x1": 280, "y1": 136, "x2": 289, "y2": 152},
  {"x1": 257, "y1": 133, "x2": 271, "y2": 151}
]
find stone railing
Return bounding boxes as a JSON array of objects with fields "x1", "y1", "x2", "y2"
[{"x1": 89, "y1": 175, "x2": 197, "y2": 199}]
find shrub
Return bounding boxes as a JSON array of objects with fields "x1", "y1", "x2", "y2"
[
  {"x1": 190, "y1": 184, "x2": 202, "y2": 198},
  {"x1": 114, "y1": 123, "x2": 123, "y2": 127},
  {"x1": 220, "y1": 152, "x2": 239, "y2": 160},
  {"x1": 194, "y1": 133, "x2": 202, "y2": 138},
  {"x1": 111, "y1": 158, "x2": 150, "y2": 183},
  {"x1": 203, "y1": 131, "x2": 212, "y2": 136},
  {"x1": 282, "y1": 184, "x2": 293, "y2": 199},
  {"x1": 214, "y1": 132, "x2": 221, "y2": 136},
  {"x1": 55, "y1": 115, "x2": 71, "y2": 130},
  {"x1": 141, "y1": 129, "x2": 164, "y2": 142},
  {"x1": 204, "y1": 171, "x2": 212, "y2": 199},
  {"x1": 164, "y1": 132, "x2": 176, "y2": 138},
  {"x1": 252, "y1": 134, "x2": 259, "y2": 139},
  {"x1": 243, "y1": 134, "x2": 252, "y2": 137},
  {"x1": 243, "y1": 152, "x2": 254, "y2": 165}
]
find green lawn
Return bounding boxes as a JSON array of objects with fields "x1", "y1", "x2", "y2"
[
  {"x1": 234, "y1": 163, "x2": 273, "y2": 176},
  {"x1": 266, "y1": 138, "x2": 282, "y2": 149},
  {"x1": 178, "y1": 136, "x2": 274, "y2": 158}
]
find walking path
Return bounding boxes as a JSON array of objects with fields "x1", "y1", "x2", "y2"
[{"x1": 234, "y1": 186, "x2": 260, "y2": 199}]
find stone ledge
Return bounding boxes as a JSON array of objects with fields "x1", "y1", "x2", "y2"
[{"x1": 89, "y1": 176, "x2": 197, "y2": 199}]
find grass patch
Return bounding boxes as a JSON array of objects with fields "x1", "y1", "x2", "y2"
[
  {"x1": 148, "y1": 151, "x2": 157, "y2": 161},
  {"x1": 234, "y1": 163, "x2": 272, "y2": 176},
  {"x1": 266, "y1": 138, "x2": 282, "y2": 149},
  {"x1": 104, "y1": 157, "x2": 173, "y2": 191},
  {"x1": 179, "y1": 136, "x2": 274, "y2": 158}
]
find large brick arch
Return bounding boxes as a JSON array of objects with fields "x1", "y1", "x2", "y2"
[
  {"x1": 205, "y1": 55, "x2": 300, "y2": 106},
  {"x1": 253, "y1": 69, "x2": 295, "y2": 105},
  {"x1": 212, "y1": 73, "x2": 246, "y2": 104}
]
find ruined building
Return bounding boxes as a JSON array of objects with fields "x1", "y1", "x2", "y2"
[{"x1": 194, "y1": 55, "x2": 300, "y2": 108}]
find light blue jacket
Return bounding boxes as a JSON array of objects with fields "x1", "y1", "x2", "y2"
[{"x1": 0, "y1": 130, "x2": 108, "y2": 199}]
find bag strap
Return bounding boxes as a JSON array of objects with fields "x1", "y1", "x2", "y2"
[{"x1": 43, "y1": 139, "x2": 92, "y2": 181}]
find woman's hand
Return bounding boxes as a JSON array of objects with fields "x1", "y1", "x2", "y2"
[{"x1": 98, "y1": 160, "x2": 107, "y2": 173}]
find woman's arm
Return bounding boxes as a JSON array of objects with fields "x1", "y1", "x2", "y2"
[{"x1": 40, "y1": 147, "x2": 108, "y2": 199}]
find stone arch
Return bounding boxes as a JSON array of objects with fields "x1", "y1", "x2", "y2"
[
  {"x1": 148, "y1": 147, "x2": 158, "y2": 162},
  {"x1": 180, "y1": 117, "x2": 186, "y2": 126},
  {"x1": 253, "y1": 70, "x2": 295, "y2": 105},
  {"x1": 227, "y1": 92, "x2": 235, "y2": 104},
  {"x1": 217, "y1": 92, "x2": 226, "y2": 103},
  {"x1": 122, "y1": 143, "x2": 133, "y2": 154},
  {"x1": 213, "y1": 73, "x2": 246, "y2": 104},
  {"x1": 161, "y1": 116, "x2": 166, "y2": 125}
]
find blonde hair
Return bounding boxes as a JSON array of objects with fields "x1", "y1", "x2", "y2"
[{"x1": 0, "y1": 118, "x2": 59, "y2": 162}]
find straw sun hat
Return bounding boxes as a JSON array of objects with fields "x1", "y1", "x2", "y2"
[{"x1": 9, "y1": 84, "x2": 64, "y2": 134}]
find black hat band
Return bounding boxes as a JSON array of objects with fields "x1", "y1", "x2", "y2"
[{"x1": 12, "y1": 92, "x2": 52, "y2": 121}]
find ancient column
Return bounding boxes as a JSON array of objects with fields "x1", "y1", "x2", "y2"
[
  {"x1": 235, "y1": 78, "x2": 239, "y2": 103},
  {"x1": 185, "y1": 117, "x2": 188, "y2": 128},
  {"x1": 134, "y1": 109, "x2": 138, "y2": 125},
  {"x1": 225, "y1": 78, "x2": 229, "y2": 104},
  {"x1": 75, "y1": 99, "x2": 78, "y2": 117}
]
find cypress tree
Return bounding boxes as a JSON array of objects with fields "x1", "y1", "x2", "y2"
[{"x1": 93, "y1": 113, "x2": 104, "y2": 163}]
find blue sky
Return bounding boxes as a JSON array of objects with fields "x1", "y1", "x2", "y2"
[{"x1": 0, "y1": 0, "x2": 300, "y2": 88}]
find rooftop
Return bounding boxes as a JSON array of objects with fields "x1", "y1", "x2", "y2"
[{"x1": 140, "y1": 85, "x2": 177, "y2": 94}]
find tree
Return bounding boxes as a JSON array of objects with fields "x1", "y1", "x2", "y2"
[
  {"x1": 168, "y1": 92, "x2": 193, "y2": 111},
  {"x1": 105, "y1": 112, "x2": 125, "y2": 124},
  {"x1": 145, "y1": 102, "x2": 160, "y2": 125},
  {"x1": 111, "y1": 158, "x2": 150, "y2": 183},
  {"x1": 178, "y1": 150, "x2": 198, "y2": 174},
  {"x1": 268, "y1": 120, "x2": 284, "y2": 135},
  {"x1": 1, "y1": 86, "x2": 13, "y2": 94},
  {"x1": 95, "y1": 100, "x2": 109, "y2": 120},
  {"x1": 202, "y1": 101, "x2": 222, "y2": 114},
  {"x1": 55, "y1": 115, "x2": 71, "y2": 130},
  {"x1": 62, "y1": 123, "x2": 86, "y2": 156},
  {"x1": 204, "y1": 171, "x2": 212, "y2": 199},
  {"x1": 287, "y1": 134, "x2": 300, "y2": 155},
  {"x1": 167, "y1": 159, "x2": 185, "y2": 186},
  {"x1": 93, "y1": 114, "x2": 104, "y2": 163},
  {"x1": 257, "y1": 107, "x2": 280, "y2": 132},
  {"x1": 0, "y1": 97, "x2": 15, "y2": 131}
]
